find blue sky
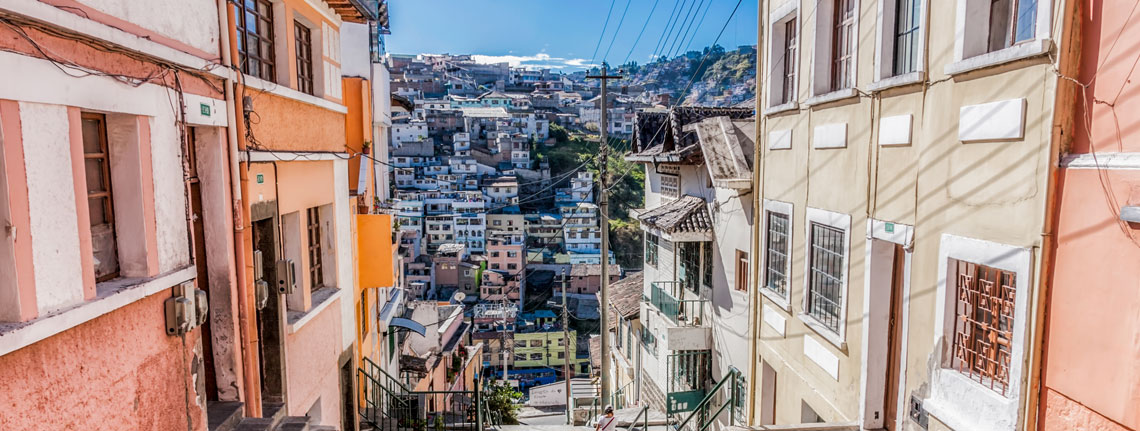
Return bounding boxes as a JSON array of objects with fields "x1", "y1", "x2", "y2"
[{"x1": 385, "y1": 0, "x2": 757, "y2": 71}]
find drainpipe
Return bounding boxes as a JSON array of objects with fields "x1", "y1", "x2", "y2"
[
  {"x1": 220, "y1": 0, "x2": 262, "y2": 417},
  {"x1": 1028, "y1": 1, "x2": 1077, "y2": 429},
  {"x1": 745, "y1": 2, "x2": 765, "y2": 425}
]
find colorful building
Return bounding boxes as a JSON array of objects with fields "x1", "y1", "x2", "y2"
[{"x1": 1040, "y1": 1, "x2": 1140, "y2": 430}]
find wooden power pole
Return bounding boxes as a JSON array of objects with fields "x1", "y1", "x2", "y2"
[
  {"x1": 587, "y1": 62, "x2": 622, "y2": 406},
  {"x1": 562, "y1": 269, "x2": 572, "y2": 424}
]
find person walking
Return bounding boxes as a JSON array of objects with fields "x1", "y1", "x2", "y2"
[{"x1": 595, "y1": 405, "x2": 617, "y2": 431}]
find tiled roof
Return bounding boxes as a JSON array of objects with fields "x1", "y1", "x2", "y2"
[
  {"x1": 600, "y1": 272, "x2": 643, "y2": 330},
  {"x1": 690, "y1": 116, "x2": 755, "y2": 189},
  {"x1": 628, "y1": 107, "x2": 754, "y2": 164},
  {"x1": 589, "y1": 335, "x2": 601, "y2": 371},
  {"x1": 570, "y1": 264, "x2": 622, "y2": 277},
  {"x1": 638, "y1": 195, "x2": 712, "y2": 235}
]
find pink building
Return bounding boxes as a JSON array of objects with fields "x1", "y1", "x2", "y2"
[
  {"x1": 566, "y1": 264, "x2": 621, "y2": 295},
  {"x1": 1041, "y1": 2, "x2": 1140, "y2": 430},
  {"x1": 480, "y1": 270, "x2": 520, "y2": 302},
  {"x1": 0, "y1": 2, "x2": 228, "y2": 429}
]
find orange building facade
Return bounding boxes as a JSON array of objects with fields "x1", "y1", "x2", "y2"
[{"x1": 1041, "y1": 1, "x2": 1140, "y2": 430}]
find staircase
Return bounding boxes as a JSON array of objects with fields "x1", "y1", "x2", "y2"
[
  {"x1": 207, "y1": 401, "x2": 322, "y2": 431},
  {"x1": 672, "y1": 367, "x2": 742, "y2": 431},
  {"x1": 357, "y1": 356, "x2": 492, "y2": 431}
]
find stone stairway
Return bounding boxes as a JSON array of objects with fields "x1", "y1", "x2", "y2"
[{"x1": 208, "y1": 401, "x2": 321, "y2": 431}]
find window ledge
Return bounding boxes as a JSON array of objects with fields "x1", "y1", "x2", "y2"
[
  {"x1": 944, "y1": 39, "x2": 1053, "y2": 76},
  {"x1": 0, "y1": 266, "x2": 196, "y2": 356},
  {"x1": 242, "y1": 75, "x2": 348, "y2": 114},
  {"x1": 759, "y1": 288, "x2": 792, "y2": 312},
  {"x1": 797, "y1": 313, "x2": 847, "y2": 350},
  {"x1": 803, "y1": 88, "x2": 859, "y2": 107},
  {"x1": 868, "y1": 71, "x2": 926, "y2": 92},
  {"x1": 763, "y1": 101, "x2": 800, "y2": 116},
  {"x1": 287, "y1": 287, "x2": 342, "y2": 334}
]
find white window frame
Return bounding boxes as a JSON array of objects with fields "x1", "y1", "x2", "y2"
[
  {"x1": 798, "y1": 207, "x2": 851, "y2": 348},
  {"x1": 870, "y1": 0, "x2": 928, "y2": 91},
  {"x1": 660, "y1": 174, "x2": 680, "y2": 200},
  {"x1": 924, "y1": 234, "x2": 1032, "y2": 431},
  {"x1": 945, "y1": 0, "x2": 1052, "y2": 75},
  {"x1": 765, "y1": 1, "x2": 800, "y2": 113},
  {"x1": 759, "y1": 199, "x2": 793, "y2": 310},
  {"x1": 807, "y1": 0, "x2": 861, "y2": 104}
]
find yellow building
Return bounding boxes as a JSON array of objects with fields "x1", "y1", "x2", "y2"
[{"x1": 513, "y1": 329, "x2": 587, "y2": 373}]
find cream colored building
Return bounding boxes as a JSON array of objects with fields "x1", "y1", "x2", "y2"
[{"x1": 748, "y1": 0, "x2": 1072, "y2": 430}]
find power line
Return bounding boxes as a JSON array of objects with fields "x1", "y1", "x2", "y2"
[
  {"x1": 621, "y1": 0, "x2": 661, "y2": 65},
  {"x1": 650, "y1": 0, "x2": 687, "y2": 62},
  {"x1": 601, "y1": 0, "x2": 634, "y2": 63},
  {"x1": 590, "y1": 0, "x2": 620, "y2": 64},
  {"x1": 665, "y1": 0, "x2": 706, "y2": 59},
  {"x1": 672, "y1": 0, "x2": 714, "y2": 58}
]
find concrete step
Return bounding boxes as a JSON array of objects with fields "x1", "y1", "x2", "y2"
[
  {"x1": 276, "y1": 416, "x2": 311, "y2": 431},
  {"x1": 496, "y1": 426, "x2": 594, "y2": 431},
  {"x1": 207, "y1": 401, "x2": 244, "y2": 431}
]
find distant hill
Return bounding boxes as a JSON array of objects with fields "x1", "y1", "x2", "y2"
[{"x1": 610, "y1": 44, "x2": 757, "y2": 107}]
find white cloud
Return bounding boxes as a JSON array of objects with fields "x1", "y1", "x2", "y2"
[{"x1": 469, "y1": 52, "x2": 597, "y2": 70}]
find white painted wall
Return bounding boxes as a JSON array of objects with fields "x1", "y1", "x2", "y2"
[
  {"x1": 334, "y1": 159, "x2": 356, "y2": 351},
  {"x1": 78, "y1": 0, "x2": 221, "y2": 56},
  {"x1": 339, "y1": 23, "x2": 371, "y2": 78},
  {"x1": 19, "y1": 102, "x2": 85, "y2": 314},
  {"x1": 149, "y1": 115, "x2": 191, "y2": 272}
]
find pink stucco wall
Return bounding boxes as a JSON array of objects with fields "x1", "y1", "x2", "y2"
[
  {"x1": 1043, "y1": 0, "x2": 1140, "y2": 429},
  {"x1": 285, "y1": 295, "x2": 345, "y2": 428},
  {"x1": 0, "y1": 290, "x2": 207, "y2": 431}
]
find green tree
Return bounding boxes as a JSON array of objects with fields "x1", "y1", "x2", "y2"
[{"x1": 483, "y1": 381, "x2": 523, "y2": 425}]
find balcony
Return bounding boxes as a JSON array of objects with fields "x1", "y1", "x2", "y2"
[{"x1": 645, "y1": 281, "x2": 710, "y2": 351}]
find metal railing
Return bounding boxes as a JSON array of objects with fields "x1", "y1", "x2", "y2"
[
  {"x1": 673, "y1": 367, "x2": 741, "y2": 431},
  {"x1": 648, "y1": 282, "x2": 707, "y2": 326},
  {"x1": 358, "y1": 357, "x2": 485, "y2": 431}
]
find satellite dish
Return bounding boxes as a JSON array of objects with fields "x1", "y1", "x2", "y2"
[{"x1": 452, "y1": 292, "x2": 467, "y2": 303}]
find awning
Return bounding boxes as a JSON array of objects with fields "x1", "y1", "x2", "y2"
[{"x1": 390, "y1": 317, "x2": 427, "y2": 337}]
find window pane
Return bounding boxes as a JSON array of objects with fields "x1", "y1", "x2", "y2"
[
  {"x1": 988, "y1": 0, "x2": 1013, "y2": 52},
  {"x1": 84, "y1": 159, "x2": 106, "y2": 193},
  {"x1": 88, "y1": 197, "x2": 108, "y2": 225},
  {"x1": 1014, "y1": 0, "x2": 1037, "y2": 42},
  {"x1": 81, "y1": 120, "x2": 103, "y2": 153}
]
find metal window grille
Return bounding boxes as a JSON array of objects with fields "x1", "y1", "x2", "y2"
[
  {"x1": 660, "y1": 174, "x2": 680, "y2": 199},
  {"x1": 81, "y1": 113, "x2": 119, "y2": 282},
  {"x1": 307, "y1": 207, "x2": 323, "y2": 291},
  {"x1": 782, "y1": 18, "x2": 798, "y2": 104},
  {"x1": 951, "y1": 260, "x2": 1016, "y2": 396},
  {"x1": 679, "y1": 242, "x2": 701, "y2": 294},
  {"x1": 892, "y1": 0, "x2": 920, "y2": 75},
  {"x1": 807, "y1": 223, "x2": 844, "y2": 332},
  {"x1": 764, "y1": 212, "x2": 790, "y2": 297},
  {"x1": 830, "y1": 0, "x2": 856, "y2": 91},
  {"x1": 668, "y1": 350, "x2": 711, "y2": 393},
  {"x1": 702, "y1": 242, "x2": 712, "y2": 288},
  {"x1": 294, "y1": 22, "x2": 314, "y2": 95},
  {"x1": 233, "y1": 0, "x2": 276, "y2": 81},
  {"x1": 645, "y1": 233, "x2": 659, "y2": 267}
]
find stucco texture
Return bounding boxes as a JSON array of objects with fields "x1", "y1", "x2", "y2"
[
  {"x1": 245, "y1": 93, "x2": 346, "y2": 153},
  {"x1": 0, "y1": 290, "x2": 206, "y2": 431},
  {"x1": 285, "y1": 295, "x2": 344, "y2": 427}
]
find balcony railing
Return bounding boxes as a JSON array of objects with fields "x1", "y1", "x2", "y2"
[{"x1": 646, "y1": 281, "x2": 707, "y2": 326}]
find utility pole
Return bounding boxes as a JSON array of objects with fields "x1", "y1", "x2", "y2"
[
  {"x1": 501, "y1": 303, "x2": 509, "y2": 387},
  {"x1": 587, "y1": 62, "x2": 622, "y2": 406},
  {"x1": 562, "y1": 269, "x2": 572, "y2": 424}
]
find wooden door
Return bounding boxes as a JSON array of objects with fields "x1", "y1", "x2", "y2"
[{"x1": 883, "y1": 244, "x2": 906, "y2": 430}]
